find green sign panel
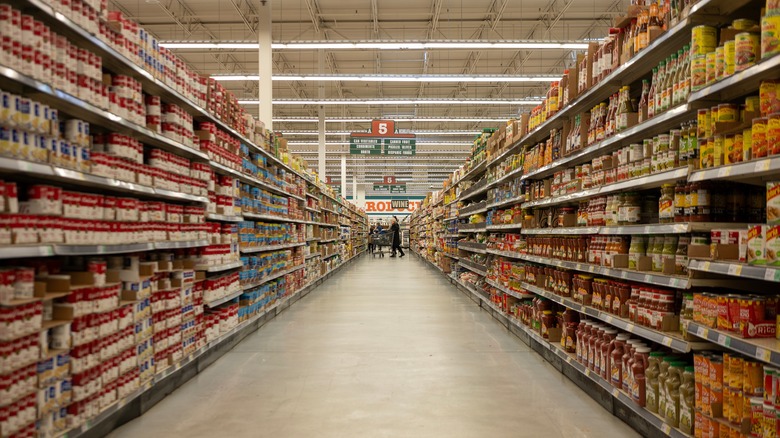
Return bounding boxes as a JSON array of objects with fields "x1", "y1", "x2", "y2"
[
  {"x1": 350, "y1": 138, "x2": 383, "y2": 155},
  {"x1": 384, "y1": 138, "x2": 416, "y2": 156},
  {"x1": 374, "y1": 184, "x2": 407, "y2": 193},
  {"x1": 332, "y1": 185, "x2": 342, "y2": 195}
]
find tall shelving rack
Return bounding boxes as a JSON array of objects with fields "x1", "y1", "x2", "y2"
[
  {"x1": 412, "y1": 0, "x2": 780, "y2": 436},
  {"x1": 0, "y1": 1, "x2": 367, "y2": 437}
]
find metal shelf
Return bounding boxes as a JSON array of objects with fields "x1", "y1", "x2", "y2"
[
  {"x1": 488, "y1": 166, "x2": 524, "y2": 189},
  {"x1": 685, "y1": 320, "x2": 780, "y2": 368},
  {"x1": 523, "y1": 167, "x2": 689, "y2": 209},
  {"x1": 689, "y1": 259, "x2": 780, "y2": 283},
  {"x1": 689, "y1": 47, "x2": 780, "y2": 104},
  {"x1": 240, "y1": 242, "x2": 307, "y2": 253},
  {"x1": 459, "y1": 180, "x2": 490, "y2": 201},
  {"x1": 195, "y1": 261, "x2": 244, "y2": 273},
  {"x1": 485, "y1": 279, "x2": 533, "y2": 300},
  {"x1": 154, "y1": 240, "x2": 210, "y2": 250},
  {"x1": 522, "y1": 227, "x2": 600, "y2": 235},
  {"x1": 458, "y1": 242, "x2": 487, "y2": 254},
  {"x1": 459, "y1": 259, "x2": 487, "y2": 276},
  {"x1": 487, "y1": 194, "x2": 525, "y2": 209},
  {"x1": 521, "y1": 282, "x2": 705, "y2": 353},
  {"x1": 241, "y1": 264, "x2": 306, "y2": 291},
  {"x1": 487, "y1": 249, "x2": 691, "y2": 289},
  {"x1": 204, "y1": 290, "x2": 243, "y2": 308},
  {"x1": 241, "y1": 212, "x2": 311, "y2": 224},
  {"x1": 486, "y1": 223, "x2": 523, "y2": 231},
  {"x1": 522, "y1": 223, "x2": 745, "y2": 236},
  {"x1": 689, "y1": 156, "x2": 780, "y2": 185},
  {"x1": 206, "y1": 213, "x2": 244, "y2": 222}
]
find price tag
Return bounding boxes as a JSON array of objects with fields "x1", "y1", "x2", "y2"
[
  {"x1": 757, "y1": 348, "x2": 772, "y2": 362},
  {"x1": 765, "y1": 268, "x2": 780, "y2": 282},
  {"x1": 696, "y1": 326, "x2": 708, "y2": 338},
  {"x1": 717, "y1": 167, "x2": 733, "y2": 178},
  {"x1": 702, "y1": 261, "x2": 711, "y2": 271},
  {"x1": 755, "y1": 159, "x2": 771, "y2": 173},
  {"x1": 662, "y1": 337, "x2": 673, "y2": 347},
  {"x1": 565, "y1": 355, "x2": 572, "y2": 364},
  {"x1": 644, "y1": 274, "x2": 652, "y2": 283},
  {"x1": 627, "y1": 324, "x2": 635, "y2": 332},
  {"x1": 606, "y1": 316, "x2": 614, "y2": 324},
  {"x1": 728, "y1": 264, "x2": 743, "y2": 276},
  {"x1": 661, "y1": 423, "x2": 672, "y2": 435},
  {"x1": 612, "y1": 388, "x2": 620, "y2": 398},
  {"x1": 585, "y1": 369, "x2": 591, "y2": 377},
  {"x1": 717, "y1": 333, "x2": 727, "y2": 345}
]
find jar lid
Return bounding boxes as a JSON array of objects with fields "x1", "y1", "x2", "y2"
[{"x1": 635, "y1": 347, "x2": 652, "y2": 353}]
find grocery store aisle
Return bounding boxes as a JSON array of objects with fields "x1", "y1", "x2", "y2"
[{"x1": 109, "y1": 254, "x2": 638, "y2": 438}]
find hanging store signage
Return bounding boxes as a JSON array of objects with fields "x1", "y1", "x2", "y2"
[
  {"x1": 350, "y1": 120, "x2": 416, "y2": 156},
  {"x1": 373, "y1": 184, "x2": 406, "y2": 193},
  {"x1": 391, "y1": 200, "x2": 409, "y2": 209}
]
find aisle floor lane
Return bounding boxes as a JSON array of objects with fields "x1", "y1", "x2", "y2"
[{"x1": 109, "y1": 255, "x2": 639, "y2": 438}]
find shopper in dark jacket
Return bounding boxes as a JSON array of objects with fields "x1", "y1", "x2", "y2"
[{"x1": 390, "y1": 217, "x2": 404, "y2": 257}]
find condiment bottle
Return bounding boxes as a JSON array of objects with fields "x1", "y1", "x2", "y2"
[
  {"x1": 646, "y1": 352, "x2": 666, "y2": 413},
  {"x1": 599, "y1": 329, "x2": 618, "y2": 379},
  {"x1": 679, "y1": 366, "x2": 695, "y2": 434},
  {"x1": 658, "y1": 356, "x2": 677, "y2": 419},
  {"x1": 664, "y1": 361, "x2": 687, "y2": 427},
  {"x1": 623, "y1": 340, "x2": 645, "y2": 393},
  {"x1": 632, "y1": 346, "x2": 652, "y2": 406},
  {"x1": 610, "y1": 334, "x2": 631, "y2": 387}
]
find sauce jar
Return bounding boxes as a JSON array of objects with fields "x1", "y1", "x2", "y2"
[{"x1": 659, "y1": 183, "x2": 675, "y2": 223}]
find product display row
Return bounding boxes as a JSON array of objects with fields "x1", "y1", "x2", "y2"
[{"x1": 411, "y1": 1, "x2": 780, "y2": 436}]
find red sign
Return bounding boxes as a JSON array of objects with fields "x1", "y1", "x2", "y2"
[
  {"x1": 383, "y1": 176, "x2": 396, "y2": 184},
  {"x1": 351, "y1": 120, "x2": 414, "y2": 139},
  {"x1": 364, "y1": 200, "x2": 421, "y2": 213}
]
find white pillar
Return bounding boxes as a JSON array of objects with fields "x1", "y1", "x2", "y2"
[
  {"x1": 317, "y1": 49, "x2": 326, "y2": 180},
  {"x1": 257, "y1": 0, "x2": 272, "y2": 130},
  {"x1": 353, "y1": 176, "x2": 358, "y2": 203},
  {"x1": 340, "y1": 154, "x2": 347, "y2": 197}
]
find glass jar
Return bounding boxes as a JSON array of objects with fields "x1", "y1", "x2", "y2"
[
  {"x1": 675, "y1": 236, "x2": 690, "y2": 275},
  {"x1": 659, "y1": 184, "x2": 675, "y2": 223},
  {"x1": 690, "y1": 182, "x2": 711, "y2": 222},
  {"x1": 674, "y1": 181, "x2": 687, "y2": 222},
  {"x1": 619, "y1": 192, "x2": 642, "y2": 225},
  {"x1": 628, "y1": 235, "x2": 647, "y2": 270}
]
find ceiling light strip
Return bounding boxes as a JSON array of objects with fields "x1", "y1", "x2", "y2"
[
  {"x1": 247, "y1": 99, "x2": 542, "y2": 105},
  {"x1": 272, "y1": 118, "x2": 511, "y2": 123},
  {"x1": 160, "y1": 40, "x2": 590, "y2": 50},
  {"x1": 211, "y1": 74, "x2": 560, "y2": 83}
]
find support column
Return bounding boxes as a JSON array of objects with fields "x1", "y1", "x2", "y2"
[
  {"x1": 317, "y1": 49, "x2": 326, "y2": 180},
  {"x1": 353, "y1": 175, "x2": 359, "y2": 204},
  {"x1": 340, "y1": 154, "x2": 347, "y2": 197},
  {"x1": 257, "y1": 0, "x2": 272, "y2": 130}
]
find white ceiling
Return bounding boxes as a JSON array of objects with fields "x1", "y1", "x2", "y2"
[{"x1": 111, "y1": 0, "x2": 623, "y2": 195}]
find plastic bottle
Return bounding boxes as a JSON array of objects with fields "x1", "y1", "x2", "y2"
[
  {"x1": 664, "y1": 361, "x2": 686, "y2": 427},
  {"x1": 600, "y1": 329, "x2": 618, "y2": 379},
  {"x1": 678, "y1": 366, "x2": 695, "y2": 434},
  {"x1": 658, "y1": 356, "x2": 676, "y2": 420},
  {"x1": 610, "y1": 334, "x2": 631, "y2": 387},
  {"x1": 646, "y1": 352, "x2": 666, "y2": 413},
  {"x1": 631, "y1": 346, "x2": 652, "y2": 406}
]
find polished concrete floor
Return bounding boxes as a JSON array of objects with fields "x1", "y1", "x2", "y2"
[{"x1": 109, "y1": 254, "x2": 639, "y2": 438}]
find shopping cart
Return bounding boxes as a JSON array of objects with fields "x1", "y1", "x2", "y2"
[{"x1": 370, "y1": 233, "x2": 393, "y2": 257}]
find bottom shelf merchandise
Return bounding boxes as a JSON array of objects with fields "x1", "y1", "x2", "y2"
[{"x1": 416, "y1": 248, "x2": 780, "y2": 438}]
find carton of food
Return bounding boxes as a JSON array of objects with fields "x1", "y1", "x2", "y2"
[
  {"x1": 767, "y1": 225, "x2": 780, "y2": 266},
  {"x1": 769, "y1": 182, "x2": 780, "y2": 225},
  {"x1": 748, "y1": 224, "x2": 767, "y2": 265}
]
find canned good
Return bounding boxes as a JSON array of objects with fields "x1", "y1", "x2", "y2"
[
  {"x1": 698, "y1": 109, "x2": 711, "y2": 138},
  {"x1": 746, "y1": 95, "x2": 761, "y2": 114},
  {"x1": 691, "y1": 54, "x2": 708, "y2": 91},
  {"x1": 733, "y1": 18, "x2": 758, "y2": 30},
  {"x1": 713, "y1": 135, "x2": 724, "y2": 167},
  {"x1": 719, "y1": 103, "x2": 739, "y2": 122},
  {"x1": 724, "y1": 134, "x2": 740, "y2": 164},
  {"x1": 724, "y1": 40, "x2": 736, "y2": 76},
  {"x1": 706, "y1": 51, "x2": 717, "y2": 85},
  {"x1": 743, "y1": 128, "x2": 753, "y2": 161},
  {"x1": 753, "y1": 117, "x2": 769, "y2": 158},
  {"x1": 715, "y1": 46, "x2": 725, "y2": 80},
  {"x1": 735, "y1": 32, "x2": 761, "y2": 72},
  {"x1": 769, "y1": 0, "x2": 780, "y2": 16},
  {"x1": 763, "y1": 16, "x2": 780, "y2": 58},
  {"x1": 692, "y1": 25, "x2": 718, "y2": 55},
  {"x1": 769, "y1": 113, "x2": 780, "y2": 155},
  {"x1": 761, "y1": 80, "x2": 780, "y2": 116}
]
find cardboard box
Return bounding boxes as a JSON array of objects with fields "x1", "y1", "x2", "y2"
[
  {"x1": 767, "y1": 225, "x2": 780, "y2": 266},
  {"x1": 747, "y1": 225, "x2": 767, "y2": 265}
]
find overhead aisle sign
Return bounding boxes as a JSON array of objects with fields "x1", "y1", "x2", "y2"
[
  {"x1": 350, "y1": 120, "x2": 416, "y2": 156},
  {"x1": 373, "y1": 176, "x2": 406, "y2": 193}
]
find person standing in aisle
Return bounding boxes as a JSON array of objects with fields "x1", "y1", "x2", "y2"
[
  {"x1": 390, "y1": 216, "x2": 404, "y2": 257},
  {"x1": 368, "y1": 224, "x2": 376, "y2": 253}
]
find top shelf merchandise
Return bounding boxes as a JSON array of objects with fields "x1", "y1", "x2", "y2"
[
  {"x1": 412, "y1": 1, "x2": 780, "y2": 437},
  {"x1": 0, "y1": 1, "x2": 368, "y2": 437}
]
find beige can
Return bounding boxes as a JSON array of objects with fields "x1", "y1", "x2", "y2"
[
  {"x1": 706, "y1": 51, "x2": 717, "y2": 85},
  {"x1": 692, "y1": 25, "x2": 718, "y2": 55},
  {"x1": 691, "y1": 54, "x2": 708, "y2": 92},
  {"x1": 762, "y1": 16, "x2": 780, "y2": 58},
  {"x1": 724, "y1": 40, "x2": 736, "y2": 76},
  {"x1": 715, "y1": 46, "x2": 725, "y2": 81},
  {"x1": 735, "y1": 32, "x2": 760, "y2": 72}
]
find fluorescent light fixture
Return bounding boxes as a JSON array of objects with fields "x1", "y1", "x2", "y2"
[
  {"x1": 212, "y1": 74, "x2": 560, "y2": 83},
  {"x1": 244, "y1": 98, "x2": 542, "y2": 105},
  {"x1": 287, "y1": 141, "x2": 472, "y2": 146},
  {"x1": 282, "y1": 130, "x2": 481, "y2": 136},
  {"x1": 273, "y1": 117, "x2": 511, "y2": 123},
  {"x1": 160, "y1": 40, "x2": 590, "y2": 50}
]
